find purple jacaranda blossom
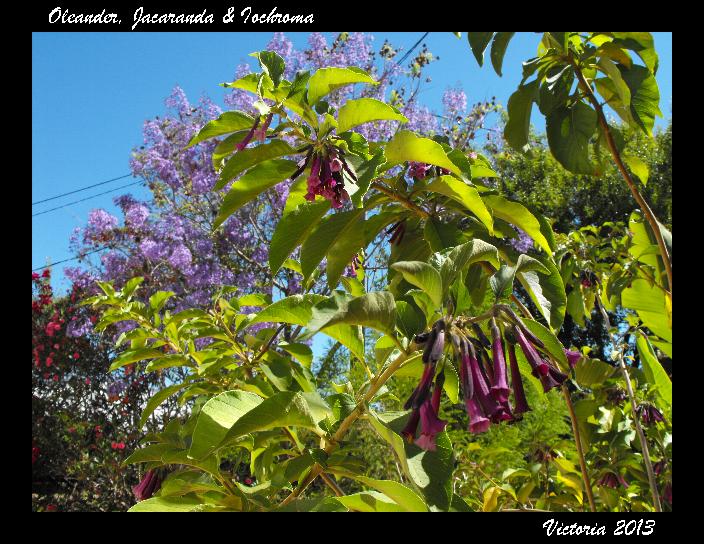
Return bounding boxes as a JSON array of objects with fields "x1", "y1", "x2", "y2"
[
  {"x1": 85, "y1": 209, "x2": 118, "y2": 241},
  {"x1": 507, "y1": 342, "x2": 530, "y2": 416},
  {"x1": 509, "y1": 227, "x2": 533, "y2": 253},
  {"x1": 168, "y1": 244, "x2": 192, "y2": 269},
  {"x1": 66, "y1": 317, "x2": 93, "y2": 338},
  {"x1": 132, "y1": 469, "x2": 163, "y2": 501},
  {"x1": 597, "y1": 471, "x2": 628, "y2": 489},
  {"x1": 489, "y1": 319, "x2": 510, "y2": 403},
  {"x1": 125, "y1": 204, "x2": 150, "y2": 228},
  {"x1": 442, "y1": 85, "x2": 467, "y2": 118},
  {"x1": 415, "y1": 373, "x2": 448, "y2": 451}
]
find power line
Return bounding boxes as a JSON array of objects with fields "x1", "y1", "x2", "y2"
[
  {"x1": 32, "y1": 246, "x2": 109, "y2": 272},
  {"x1": 32, "y1": 173, "x2": 133, "y2": 206},
  {"x1": 32, "y1": 181, "x2": 144, "y2": 218},
  {"x1": 397, "y1": 32, "x2": 430, "y2": 66}
]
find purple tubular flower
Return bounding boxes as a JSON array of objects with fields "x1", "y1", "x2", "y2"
[
  {"x1": 564, "y1": 349, "x2": 582, "y2": 369},
  {"x1": 404, "y1": 359, "x2": 436, "y2": 411},
  {"x1": 598, "y1": 471, "x2": 628, "y2": 489},
  {"x1": 466, "y1": 397, "x2": 491, "y2": 434},
  {"x1": 236, "y1": 116, "x2": 261, "y2": 151},
  {"x1": 489, "y1": 319, "x2": 510, "y2": 404},
  {"x1": 636, "y1": 403, "x2": 666, "y2": 426},
  {"x1": 290, "y1": 148, "x2": 313, "y2": 181},
  {"x1": 415, "y1": 373, "x2": 447, "y2": 451},
  {"x1": 458, "y1": 338, "x2": 474, "y2": 401},
  {"x1": 401, "y1": 407, "x2": 421, "y2": 443},
  {"x1": 132, "y1": 469, "x2": 163, "y2": 501},
  {"x1": 253, "y1": 112, "x2": 273, "y2": 143},
  {"x1": 305, "y1": 155, "x2": 322, "y2": 201},
  {"x1": 653, "y1": 460, "x2": 666, "y2": 476},
  {"x1": 514, "y1": 326, "x2": 550, "y2": 377},
  {"x1": 663, "y1": 482, "x2": 672, "y2": 505},
  {"x1": 471, "y1": 323, "x2": 492, "y2": 349},
  {"x1": 467, "y1": 341, "x2": 506, "y2": 422},
  {"x1": 507, "y1": 343, "x2": 530, "y2": 416}
]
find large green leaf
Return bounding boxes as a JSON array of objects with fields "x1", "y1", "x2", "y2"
[
  {"x1": 307, "y1": 291, "x2": 397, "y2": 339},
  {"x1": 521, "y1": 318, "x2": 569, "y2": 371},
  {"x1": 214, "y1": 159, "x2": 297, "y2": 228},
  {"x1": 439, "y1": 239, "x2": 500, "y2": 294},
  {"x1": 490, "y1": 32, "x2": 515, "y2": 76},
  {"x1": 391, "y1": 261, "x2": 443, "y2": 309},
  {"x1": 326, "y1": 218, "x2": 366, "y2": 289},
  {"x1": 467, "y1": 32, "x2": 495, "y2": 66},
  {"x1": 186, "y1": 111, "x2": 254, "y2": 148},
  {"x1": 545, "y1": 101, "x2": 597, "y2": 175},
  {"x1": 332, "y1": 474, "x2": 428, "y2": 512},
  {"x1": 250, "y1": 50, "x2": 286, "y2": 88},
  {"x1": 221, "y1": 391, "x2": 330, "y2": 446},
  {"x1": 128, "y1": 496, "x2": 211, "y2": 512},
  {"x1": 574, "y1": 357, "x2": 616, "y2": 387},
  {"x1": 618, "y1": 64, "x2": 662, "y2": 136},
  {"x1": 482, "y1": 194, "x2": 552, "y2": 254},
  {"x1": 490, "y1": 254, "x2": 549, "y2": 301},
  {"x1": 307, "y1": 67, "x2": 377, "y2": 105},
  {"x1": 269, "y1": 180, "x2": 331, "y2": 274},
  {"x1": 426, "y1": 175, "x2": 493, "y2": 233},
  {"x1": 189, "y1": 390, "x2": 264, "y2": 460},
  {"x1": 109, "y1": 348, "x2": 165, "y2": 372},
  {"x1": 300, "y1": 209, "x2": 365, "y2": 280},
  {"x1": 215, "y1": 140, "x2": 296, "y2": 190},
  {"x1": 384, "y1": 131, "x2": 462, "y2": 176},
  {"x1": 337, "y1": 98, "x2": 408, "y2": 133},
  {"x1": 504, "y1": 80, "x2": 539, "y2": 152},
  {"x1": 636, "y1": 332, "x2": 672, "y2": 407},
  {"x1": 334, "y1": 492, "x2": 406, "y2": 512},
  {"x1": 247, "y1": 294, "x2": 326, "y2": 327},
  {"x1": 516, "y1": 253, "x2": 566, "y2": 331},
  {"x1": 139, "y1": 382, "x2": 191, "y2": 426},
  {"x1": 622, "y1": 279, "x2": 672, "y2": 342},
  {"x1": 611, "y1": 32, "x2": 658, "y2": 74}
]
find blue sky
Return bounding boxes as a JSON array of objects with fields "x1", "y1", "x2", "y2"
[{"x1": 32, "y1": 32, "x2": 672, "y2": 290}]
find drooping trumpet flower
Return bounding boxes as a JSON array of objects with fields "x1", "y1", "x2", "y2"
[{"x1": 132, "y1": 469, "x2": 163, "y2": 501}]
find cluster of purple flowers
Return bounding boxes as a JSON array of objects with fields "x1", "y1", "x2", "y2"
[
  {"x1": 288, "y1": 146, "x2": 357, "y2": 209},
  {"x1": 402, "y1": 309, "x2": 575, "y2": 451}
]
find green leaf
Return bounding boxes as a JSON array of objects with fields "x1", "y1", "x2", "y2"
[
  {"x1": 148, "y1": 291, "x2": 175, "y2": 314},
  {"x1": 490, "y1": 254, "x2": 549, "y2": 300},
  {"x1": 622, "y1": 155, "x2": 649, "y2": 185},
  {"x1": 612, "y1": 32, "x2": 658, "y2": 74},
  {"x1": 215, "y1": 140, "x2": 296, "y2": 191},
  {"x1": 250, "y1": 50, "x2": 285, "y2": 88},
  {"x1": 505, "y1": 80, "x2": 539, "y2": 152},
  {"x1": 128, "y1": 496, "x2": 209, "y2": 512},
  {"x1": 490, "y1": 32, "x2": 515, "y2": 76},
  {"x1": 279, "y1": 342, "x2": 313, "y2": 368},
  {"x1": 300, "y1": 209, "x2": 365, "y2": 280},
  {"x1": 247, "y1": 294, "x2": 326, "y2": 328},
  {"x1": 545, "y1": 101, "x2": 597, "y2": 175},
  {"x1": 391, "y1": 261, "x2": 443, "y2": 309},
  {"x1": 384, "y1": 131, "x2": 462, "y2": 176},
  {"x1": 442, "y1": 361, "x2": 459, "y2": 404},
  {"x1": 350, "y1": 148, "x2": 386, "y2": 208},
  {"x1": 109, "y1": 348, "x2": 165, "y2": 372},
  {"x1": 521, "y1": 318, "x2": 569, "y2": 371},
  {"x1": 395, "y1": 300, "x2": 426, "y2": 339},
  {"x1": 186, "y1": 111, "x2": 254, "y2": 148},
  {"x1": 334, "y1": 492, "x2": 406, "y2": 512},
  {"x1": 140, "y1": 383, "x2": 192, "y2": 428},
  {"x1": 574, "y1": 357, "x2": 616, "y2": 386},
  {"x1": 426, "y1": 175, "x2": 494, "y2": 233},
  {"x1": 220, "y1": 391, "x2": 329, "y2": 446},
  {"x1": 516, "y1": 253, "x2": 567, "y2": 331},
  {"x1": 189, "y1": 390, "x2": 264, "y2": 460},
  {"x1": 337, "y1": 98, "x2": 408, "y2": 133},
  {"x1": 325, "y1": 220, "x2": 366, "y2": 289},
  {"x1": 439, "y1": 239, "x2": 500, "y2": 293},
  {"x1": 337, "y1": 474, "x2": 428, "y2": 512},
  {"x1": 214, "y1": 159, "x2": 298, "y2": 228},
  {"x1": 619, "y1": 64, "x2": 662, "y2": 136},
  {"x1": 636, "y1": 333, "x2": 671, "y2": 407},
  {"x1": 482, "y1": 194, "x2": 552, "y2": 254},
  {"x1": 307, "y1": 291, "x2": 397, "y2": 339},
  {"x1": 621, "y1": 279, "x2": 672, "y2": 342},
  {"x1": 307, "y1": 67, "x2": 377, "y2": 105},
  {"x1": 467, "y1": 32, "x2": 495, "y2": 66},
  {"x1": 269, "y1": 186, "x2": 331, "y2": 274},
  {"x1": 597, "y1": 56, "x2": 631, "y2": 107}
]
